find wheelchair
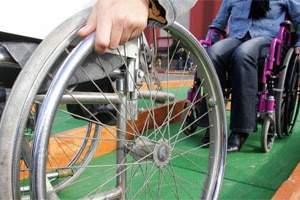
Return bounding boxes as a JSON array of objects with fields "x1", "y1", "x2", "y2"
[
  {"x1": 0, "y1": 31, "x2": 105, "y2": 197},
  {"x1": 0, "y1": 8, "x2": 227, "y2": 199},
  {"x1": 183, "y1": 19, "x2": 300, "y2": 153}
]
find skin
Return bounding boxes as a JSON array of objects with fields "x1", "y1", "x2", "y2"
[{"x1": 78, "y1": 0, "x2": 149, "y2": 54}]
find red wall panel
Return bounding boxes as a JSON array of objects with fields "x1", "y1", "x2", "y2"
[
  {"x1": 190, "y1": 0, "x2": 222, "y2": 40},
  {"x1": 145, "y1": 1, "x2": 222, "y2": 45}
]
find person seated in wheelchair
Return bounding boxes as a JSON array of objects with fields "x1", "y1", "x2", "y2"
[{"x1": 201, "y1": 0, "x2": 300, "y2": 153}]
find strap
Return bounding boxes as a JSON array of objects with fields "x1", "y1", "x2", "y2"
[{"x1": 149, "y1": 0, "x2": 167, "y2": 24}]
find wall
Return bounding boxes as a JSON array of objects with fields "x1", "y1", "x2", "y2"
[
  {"x1": 190, "y1": 0, "x2": 222, "y2": 40},
  {"x1": 144, "y1": 0, "x2": 222, "y2": 46}
]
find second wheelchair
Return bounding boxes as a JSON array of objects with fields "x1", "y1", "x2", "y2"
[{"x1": 183, "y1": 20, "x2": 300, "y2": 153}]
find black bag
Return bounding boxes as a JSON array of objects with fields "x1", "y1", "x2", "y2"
[{"x1": 66, "y1": 77, "x2": 117, "y2": 126}]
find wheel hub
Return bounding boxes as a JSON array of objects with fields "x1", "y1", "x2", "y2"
[
  {"x1": 153, "y1": 140, "x2": 171, "y2": 168},
  {"x1": 129, "y1": 137, "x2": 171, "y2": 168}
]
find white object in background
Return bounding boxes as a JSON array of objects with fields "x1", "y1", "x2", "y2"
[{"x1": 0, "y1": 0, "x2": 95, "y2": 39}]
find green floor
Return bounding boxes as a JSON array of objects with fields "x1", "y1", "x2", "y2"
[
  {"x1": 53, "y1": 105, "x2": 300, "y2": 199},
  {"x1": 219, "y1": 112, "x2": 300, "y2": 199}
]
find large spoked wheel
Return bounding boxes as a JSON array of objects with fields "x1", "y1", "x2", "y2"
[
  {"x1": 261, "y1": 115, "x2": 275, "y2": 153},
  {"x1": 24, "y1": 119, "x2": 101, "y2": 195},
  {"x1": 275, "y1": 48, "x2": 300, "y2": 137},
  {"x1": 0, "y1": 8, "x2": 227, "y2": 200},
  {"x1": 0, "y1": 8, "x2": 101, "y2": 199}
]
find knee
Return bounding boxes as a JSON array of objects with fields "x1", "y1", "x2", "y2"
[
  {"x1": 231, "y1": 47, "x2": 250, "y2": 62},
  {"x1": 207, "y1": 45, "x2": 220, "y2": 62}
]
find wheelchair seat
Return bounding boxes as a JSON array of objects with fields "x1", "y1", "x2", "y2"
[
  {"x1": 0, "y1": 32, "x2": 40, "y2": 88},
  {"x1": 0, "y1": 44, "x2": 20, "y2": 88}
]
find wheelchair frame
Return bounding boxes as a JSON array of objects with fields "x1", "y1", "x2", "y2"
[
  {"x1": 0, "y1": 8, "x2": 227, "y2": 199},
  {"x1": 183, "y1": 20, "x2": 300, "y2": 153}
]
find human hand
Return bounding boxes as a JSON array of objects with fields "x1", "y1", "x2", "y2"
[
  {"x1": 295, "y1": 46, "x2": 300, "y2": 62},
  {"x1": 78, "y1": 0, "x2": 149, "y2": 53}
]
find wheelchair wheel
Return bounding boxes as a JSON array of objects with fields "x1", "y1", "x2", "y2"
[
  {"x1": 0, "y1": 8, "x2": 101, "y2": 199},
  {"x1": 0, "y1": 8, "x2": 227, "y2": 200},
  {"x1": 261, "y1": 115, "x2": 275, "y2": 153},
  {"x1": 21, "y1": 119, "x2": 101, "y2": 197},
  {"x1": 275, "y1": 48, "x2": 300, "y2": 137}
]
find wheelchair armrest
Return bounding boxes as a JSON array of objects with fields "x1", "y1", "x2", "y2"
[
  {"x1": 200, "y1": 25, "x2": 227, "y2": 48},
  {"x1": 280, "y1": 20, "x2": 296, "y2": 33},
  {"x1": 208, "y1": 25, "x2": 227, "y2": 37}
]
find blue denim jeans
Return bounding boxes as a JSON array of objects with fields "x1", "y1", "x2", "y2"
[{"x1": 207, "y1": 36, "x2": 272, "y2": 133}]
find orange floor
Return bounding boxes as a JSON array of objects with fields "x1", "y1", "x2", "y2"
[{"x1": 272, "y1": 163, "x2": 300, "y2": 200}]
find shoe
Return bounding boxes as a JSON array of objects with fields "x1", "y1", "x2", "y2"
[
  {"x1": 227, "y1": 132, "x2": 249, "y2": 153},
  {"x1": 201, "y1": 130, "x2": 210, "y2": 148}
]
